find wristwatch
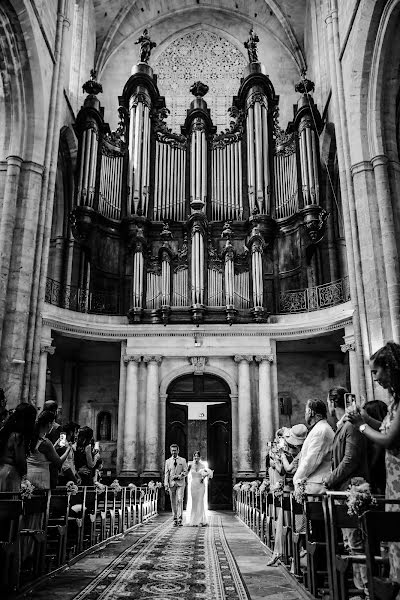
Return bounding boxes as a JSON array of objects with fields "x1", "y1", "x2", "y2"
[{"x1": 359, "y1": 424, "x2": 367, "y2": 434}]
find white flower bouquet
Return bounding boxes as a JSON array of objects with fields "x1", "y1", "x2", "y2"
[
  {"x1": 199, "y1": 467, "x2": 213, "y2": 483},
  {"x1": 293, "y1": 479, "x2": 307, "y2": 504},
  {"x1": 233, "y1": 482, "x2": 242, "y2": 492},
  {"x1": 66, "y1": 481, "x2": 79, "y2": 495},
  {"x1": 128, "y1": 483, "x2": 137, "y2": 491},
  {"x1": 259, "y1": 478, "x2": 269, "y2": 494},
  {"x1": 21, "y1": 479, "x2": 35, "y2": 500},
  {"x1": 110, "y1": 479, "x2": 122, "y2": 495},
  {"x1": 272, "y1": 480, "x2": 284, "y2": 498},
  {"x1": 346, "y1": 478, "x2": 377, "y2": 517},
  {"x1": 95, "y1": 481, "x2": 106, "y2": 494}
]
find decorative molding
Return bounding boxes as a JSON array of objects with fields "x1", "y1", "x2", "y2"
[
  {"x1": 189, "y1": 356, "x2": 208, "y2": 374},
  {"x1": 255, "y1": 354, "x2": 275, "y2": 363},
  {"x1": 234, "y1": 355, "x2": 253, "y2": 363},
  {"x1": 340, "y1": 342, "x2": 356, "y2": 353}
]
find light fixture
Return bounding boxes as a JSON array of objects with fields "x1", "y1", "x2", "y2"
[{"x1": 193, "y1": 333, "x2": 202, "y2": 347}]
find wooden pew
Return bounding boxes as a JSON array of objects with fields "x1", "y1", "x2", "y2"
[
  {"x1": 46, "y1": 489, "x2": 70, "y2": 568},
  {"x1": 304, "y1": 494, "x2": 329, "y2": 597},
  {"x1": 20, "y1": 490, "x2": 50, "y2": 580},
  {"x1": 0, "y1": 498, "x2": 23, "y2": 590}
]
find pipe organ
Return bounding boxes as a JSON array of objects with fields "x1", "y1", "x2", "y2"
[{"x1": 71, "y1": 52, "x2": 327, "y2": 325}]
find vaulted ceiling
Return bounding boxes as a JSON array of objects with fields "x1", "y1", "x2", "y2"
[{"x1": 93, "y1": 0, "x2": 308, "y2": 74}]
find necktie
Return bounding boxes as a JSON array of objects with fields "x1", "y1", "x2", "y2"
[{"x1": 174, "y1": 459, "x2": 177, "y2": 467}]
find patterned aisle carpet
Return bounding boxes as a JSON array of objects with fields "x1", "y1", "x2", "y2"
[{"x1": 73, "y1": 515, "x2": 249, "y2": 600}]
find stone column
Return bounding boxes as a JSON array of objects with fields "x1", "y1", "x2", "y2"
[
  {"x1": 230, "y1": 393, "x2": 239, "y2": 476},
  {"x1": 341, "y1": 332, "x2": 359, "y2": 399},
  {"x1": 116, "y1": 341, "x2": 127, "y2": 474},
  {"x1": 37, "y1": 342, "x2": 56, "y2": 410},
  {"x1": 142, "y1": 355, "x2": 162, "y2": 477},
  {"x1": 121, "y1": 354, "x2": 141, "y2": 476},
  {"x1": 255, "y1": 354, "x2": 274, "y2": 477},
  {"x1": 234, "y1": 355, "x2": 255, "y2": 477}
]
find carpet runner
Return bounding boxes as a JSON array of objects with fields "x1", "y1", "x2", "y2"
[{"x1": 73, "y1": 515, "x2": 249, "y2": 600}]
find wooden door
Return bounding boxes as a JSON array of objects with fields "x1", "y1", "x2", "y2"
[{"x1": 207, "y1": 402, "x2": 232, "y2": 509}]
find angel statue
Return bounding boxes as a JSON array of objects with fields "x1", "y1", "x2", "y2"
[
  {"x1": 135, "y1": 29, "x2": 156, "y2": 63},
  {"x1": 244, "y1": 27, "x2": 259, "y2": 63}
]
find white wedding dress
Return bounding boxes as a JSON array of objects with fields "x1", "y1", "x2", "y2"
[{"x1": 186, "y1": 462, "x2": 208, "y2": 526}]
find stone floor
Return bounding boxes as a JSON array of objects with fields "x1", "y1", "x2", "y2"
[{"x1": 14, "y1": 511, "x2": 312, "y2": 600}]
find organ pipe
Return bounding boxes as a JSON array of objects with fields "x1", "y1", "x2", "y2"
[{"x1": 298, "y1": 116, "x2": 319, "y2": 206}]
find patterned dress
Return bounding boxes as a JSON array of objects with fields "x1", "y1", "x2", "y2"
[{"x1": 380, "y1": 399, "x2": 400, "y2": 585}]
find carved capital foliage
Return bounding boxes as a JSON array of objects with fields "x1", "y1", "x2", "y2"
[
  {"x1": 143, "y1": 355, "x2": 163, "y2": 364},
  {"x1": 255, "y1": 354, "x2": 275, "y2": 364},
  {"x1": 124, "y1": 355, "x2": 141, "y2": 364},
  {"x1": 189, "y1": 356, "x2": 208, "y2": 374},
  {"x1": 234, "y1": 355, "x2": 253, "y2": 364},
  {"x1": 41, "y1": 345, "x2": 56, "y2": 355},
  {"x1": 340, "y1": 342, "x2": 356, "y2": 353}
]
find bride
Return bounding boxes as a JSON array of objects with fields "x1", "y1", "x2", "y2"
[{"x1": 186, "y1": 451, "x2": 213, "y2": 526}]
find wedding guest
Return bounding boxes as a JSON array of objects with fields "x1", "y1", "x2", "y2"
[
  {"x1": 43, "y1": 400, "x2": 61, "y2": 444},
  {"x1": 0, "y1": 403, "x2": 36, "y2": 491},
  {"x1": 267, "y1": 424, "x2": 307, "y2": 566},
  {"x1": 75, "y1": 426, "x2": 100, "y2": 485},
  {"x1": 267, "y1": 427, "x2": 289, "y2": 487},
  {"x1": 347, "y1": 341, "x2": 400, "y2": 590},
  {"x1": 293, "y1": 398, "x2": 334, "y2": 494},
  {"x1": 27, "y1": 410, "x2": 71, "y2": 489},
  {"x1": 364, "y1": 400, "x2": 387, "y2": 494},
  {"x1": 56, "y1": 422, "x2": 80, "y2": 485},
  {"x1": 0, "y1": 388, "x2": 8, "y2": 426},
  {"x1": 325, "y1": 386, "x2": 369, "y2": 598}
]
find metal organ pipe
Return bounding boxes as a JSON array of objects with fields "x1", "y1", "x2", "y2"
[
  {"x1": 254, "y1": 101, "x2": 263, "y2": 210},
  {"x1": 311, "y1": 130, "x2": 320, "y2": 204},
  {"x1": 261, "y1": 106, "x2": 270, "y2": 214},
  {"x1": 305, "y1": 126, "x2": 315, "y2": 203},
  {"x1": 247, "y1": 106, "x2": 256, "y2": 212},
  {"x1": 82, "y1": 128, "x2": 92, "y2": 204}
]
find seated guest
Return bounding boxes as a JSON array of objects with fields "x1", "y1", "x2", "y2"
[
  {"x1": 56, "y1": 422, "x2": 80, "y2": 485},
  {"x1": 325, "y1": 386, "x2": 369, "y2": 598},
  {"x1": 27, "y1": 411, "x2": 71, "y2": 489},
  {"x1": 267, "y1": 424, "x2": 307, "y2": 566},
  {"x1": 293, "y1": 398, "x2": 334, "y2": 494},
  {"x1": 0, "y1": 403, "x2": 36, "y2": 491},
  {"x1": 364, "y1": 400, "x2": 387, "y2": 495},
  {"x1": 75, "y1": 426, "x2": 101, "y2": 485}
]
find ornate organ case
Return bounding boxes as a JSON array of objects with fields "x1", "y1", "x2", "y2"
[{"x1": 71, "y1": 60, "x2": 326, "y2": 324}]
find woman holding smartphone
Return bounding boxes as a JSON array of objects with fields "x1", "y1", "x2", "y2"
[
  {"x1": 347, "y1": 341, "x2": 400, "y2": 591},
  {"x1": 75, "y1": 427, "x2": 101, "y2": 485}
]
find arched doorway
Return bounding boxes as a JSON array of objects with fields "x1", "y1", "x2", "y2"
[{"x1": 166, "y1": 373, "x2": 232, "y2": 508}]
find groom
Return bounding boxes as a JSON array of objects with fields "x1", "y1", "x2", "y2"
[{"x1": 164, "y1": 443, "x2": 188, "y2": 526}]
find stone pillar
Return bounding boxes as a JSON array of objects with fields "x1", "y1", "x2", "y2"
[
  {"x1": 341, "y1": 331, "x2": 359, "y2": 400},
  {"x1": 234, "y1": 355, "x2": 255, "y2": 477},
  {"x1": 116, "y1": 341, "x2": 127, "y2": 474},
  {"x1": 142, "y1": 355, "x2": 162, "y2": 477},
  {"x1": 230, "y1": 393, "x2": 239, "y2": 476},
  {"x1": 121, "y1": 354, "x2": 141, "y2": 476},
  {"x1": 37, "y1": 341, "x2": 56, "y2": 410},
  {"x1": 255, "y1": 354, "x2": 274, "y2": 476}
]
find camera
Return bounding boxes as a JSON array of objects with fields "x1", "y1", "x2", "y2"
[{"x1": 344, "y1": 393, "x2": 357, "y2": 412}]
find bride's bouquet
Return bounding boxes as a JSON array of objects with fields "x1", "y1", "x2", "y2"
[{"x1": 199, "y1": 467, "x2": 213, "y2": 483}]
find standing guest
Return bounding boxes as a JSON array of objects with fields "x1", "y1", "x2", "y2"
[
  {"x1": 364, "y1": 400, "x2": 388, "y2": 495},
  {"x1": 267, "y1": 427, "x2": 289, "y2": 487},
  {"x1": 267, "y1": 424, "x2": 307, "y2": 566},
  {"x1": 75, "y1": 427, "x2": 100, "y2": 485},
  {"x1": 347, "y1": 341, "x2": 400, "y2": 592},
  {"x1": 325, "y1": 386, "x2": 369, "y2": 598},
  {"x1": 0, "y1": 388, "x2": 8, "y2": 426},
  {"x1": 56, "y1": 422, "x2": 80, "y2": 485},
  {"x1": 293, "y1": 398, "x2": 334, "y2": 494},
  {"x1": 0, "y1": 403, "x2": 36, "y2": 491},
  {"x1": 27, "y1": 411, "x2": 71, "y2": 489},
  {"x1": 43, "y1": 400, "x2": 62, "y2": 488}
]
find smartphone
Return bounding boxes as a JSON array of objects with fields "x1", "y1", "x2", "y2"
[
  {"x1": 59, "y1": 433, "x2": 67, "y2": 447},
  {"x1": 94, "y1": 441, "x2": 100, "y2": 451},
  {"x1": 344, "y1": 393, "x2": 357, "y2": 412}
]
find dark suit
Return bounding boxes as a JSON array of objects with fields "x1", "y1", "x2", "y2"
[{"x1": 324, "y1": 419, "x2": 368, "y2": 490}]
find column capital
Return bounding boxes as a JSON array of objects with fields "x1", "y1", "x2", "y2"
[
  {"x1": 40, "y1": 344, "x2": 55, "y2": 355},
  {"x1": 143, "y1": 355, "x2": 162, "y2": 364},
  {"x1": 255, "y1": 354, "x2": 274, "y2": 363},
  {"x1": 340, "y1": 342, "x2": 356, "y2": 353},
  {"x1": 123, "y1": 354, "x2": 141, "y2": 364},
  {"x1": 234, "y1": 355, "x2": 253, "y2": 364}
]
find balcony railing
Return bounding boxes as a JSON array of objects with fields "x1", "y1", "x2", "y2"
[
  {"x1": 45, "y1": 276, "x2": 350, "y2": 316},
  {"x1": 45, "y1": 278, "x2": 122, "y2": 315},
  {"x1": 278, "y1": 277, "x2": 350, "y2": 314}
]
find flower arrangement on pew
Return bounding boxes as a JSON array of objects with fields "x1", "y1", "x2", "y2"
[
  {"x1": 66, "y1": 481, "x2": 79, "y2": 495},
  {"x1": 128, "y1": 483, "x2": 137, "y2": 491},
  {"x1": 233, "y1": 482, "x2": 242, "y2": 493},
  {"x1": 293, "y1": 479, "x2": 307, "y2": 504},
  {"x1": 21, "y1": 478, "x2": 35, "y2": 500},
  {"x1": 259, "y1": 478, "x2": 269, "y2": 494},
  {"x1": 346, "y1": 477, "x2": 377, "y2": 517},
  {"x1": 199, "y1": 467, "x2": 213, "y2": 483},
  {"x1": 95, "y1": 481, "x2": 106, "y2": 494},
  {"x1": 110, "y1": 479, "x2": 122, "y2": 495},
  {"x1": 271, "y1": 480, "x2": 284, "y2": 498},
  {"x1": 147, "y1": 480, "x2": 162, "y2": 490},
  {"x1": 250, "y1": 480, "x2": 260, "y2": 493}
]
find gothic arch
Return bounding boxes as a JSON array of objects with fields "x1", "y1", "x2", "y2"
[
  {"x1": 0, "y1": 0, "x2": 45, "y2": 162},
  {"x1": 159, "y1": 363, "x2": 237, "y2": 398}
]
